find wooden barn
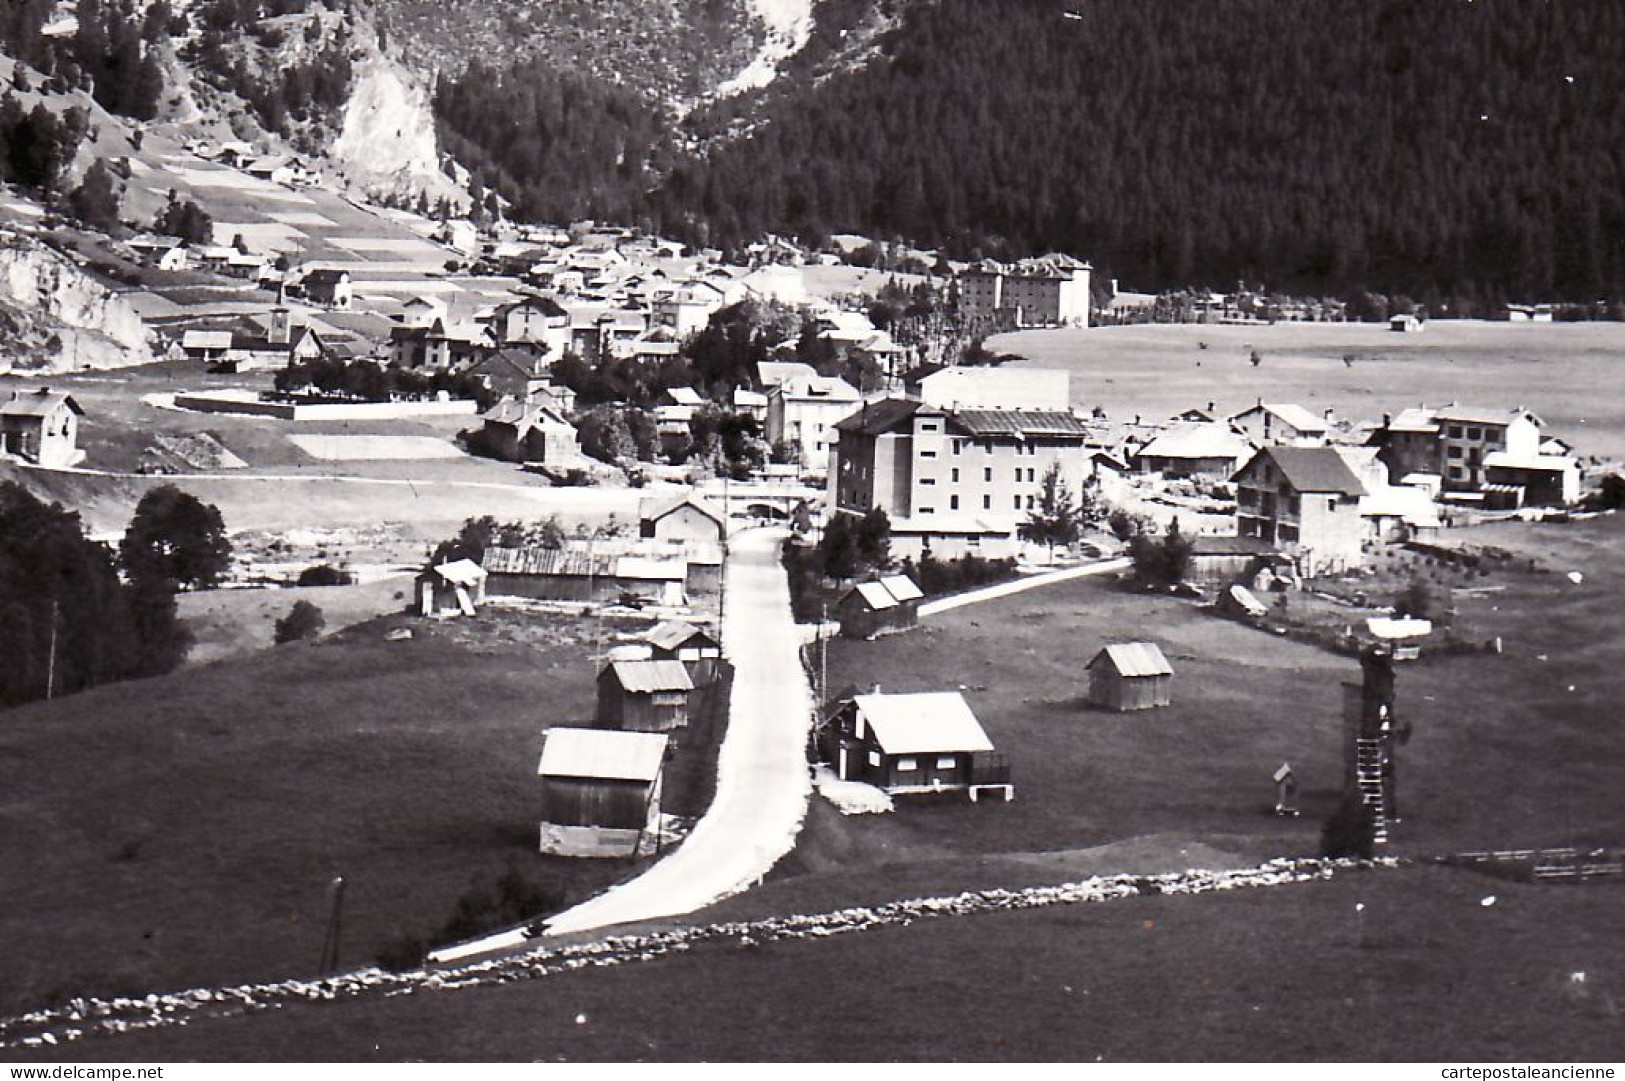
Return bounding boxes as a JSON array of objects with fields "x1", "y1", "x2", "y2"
[
  {"x1": 645, "y1": 620, "x2": 723, "y2": 685},
  {"x1": 596, "y1": 659, "x2": 695, "y2": 732},
  {"x1": 416, "y1": 559, "x2": 488, "y2": 617},
  {"x1": 1087, "y1": 642, "x2": 1174, "y2": 711},
  {"x1": 831, "y1": 691, "x2": 1011, "y2": 800},
  {"x1": 536, "y1": 727, "x2": 668, "y2": 858},
  {"x1": 836, "y1": 574, "x2": 925, "y2": 639},
  {"x1": 482, "y1": 546, "x2": 686, "y2": 607}
]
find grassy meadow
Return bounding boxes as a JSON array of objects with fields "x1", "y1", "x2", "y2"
[
  {"x1": 993, "y1": 320, "x2": 1625, "y2": 461},
  {"x1": 0, "y1": 607, "x2": 720, "y2": 1010}
]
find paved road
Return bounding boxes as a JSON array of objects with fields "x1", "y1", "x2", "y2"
[
  {"x1": 918, "y1": 557, "x2": 1133, "y2": 618},
  {"x1": 432, "y1": 526, "x2": 813, "y2": 959}
]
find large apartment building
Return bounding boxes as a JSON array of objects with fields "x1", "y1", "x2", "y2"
[
  {"x1": 832, "y1": 399, "x2": 1098, "y2": 558},
  {"x1": 956, "y1": 255, "x2": 1092, "y2": 328}
]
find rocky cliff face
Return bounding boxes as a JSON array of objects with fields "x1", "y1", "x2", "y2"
[
  {"x1": 0, "y1": 234, "x2": 154, "y2": 372},
  {"x1": 331, "y1": 56, "x2": 465, "y2": 208}
]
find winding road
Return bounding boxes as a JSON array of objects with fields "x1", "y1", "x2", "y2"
[{"x1": 431, "y1": 526, "x2": 814, "y2": 960}]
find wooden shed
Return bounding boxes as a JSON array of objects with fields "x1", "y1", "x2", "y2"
[
  {"x1": 640, "y1": 493, "x2": 727, "y2": 544},
  {"x1": 1087, "y1": 642, "x2": 1174, "y2": 711},
  {"x1": 836, "y1": 574, "x2": 924, "y2": 639},
  {"x1": 832, "y1": 691, "x2": 1011, "y2": 801},
  {"x1": 645, "y1": 620, "x2": 723, "y2": 685},
  {"x1": 537, "y1": 727, "x2": 668, "y2": 858},
  {"x1": 596, "y1": 659, "x2": 695, "y2": 732}
]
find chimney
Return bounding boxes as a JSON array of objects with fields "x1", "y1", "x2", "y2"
[
  {"x1": 1382, "y1": 412, "x2": 1392, "y2": 428},
  {"x1": 1324, "y1": 408, "x2": 1335, "y2": 422},
  {"x1": 1207, "y1": 401, "x2": 1215, "y2": 413}
]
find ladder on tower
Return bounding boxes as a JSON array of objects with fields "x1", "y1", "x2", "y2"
[{"x1": 1355, "y1": 737, "x2": 1389, "y2": 844}]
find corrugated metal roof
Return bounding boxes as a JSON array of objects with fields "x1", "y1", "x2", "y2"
[
  {"x1": 948, "y1": 410, "x2": 1093, "y2": 438},
  {"x1": 607, "y1": 659, "x2": 694, "y2": 694},
  {"x1": 645, "y1": 620, "x2": 718, "y2": 653},
  {"x1": 854, "y1": 692, "x2": 995, "y2": 755},
  {"x1": 538, "y1": 727, "x2": 667, "y2": 783},
  {"x1": 183, "y1": 330, "x2": 234, "y2": 350},
  {"x1": 482, "y1": 546, "x2": 618, "y2": 577},
  {"x1": 1089, "y1": 642, "x2": 1174, "y2": 678},
  {"x1": 615, "y1": 556, "x2": 686, "y2": 582}
]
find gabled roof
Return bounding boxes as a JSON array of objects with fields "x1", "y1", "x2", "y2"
[
  {"x1": 757, "y1": 360, "x2": 817, "y2": 387},
  {"x1": 878, "y1": 574, "x2": 923, "y2": 602},
  {"x1": 1088, "y1": 642, "x2": 1174, "y2": 678},
  {"x1": 1231, "y1": 402, "x2": 1327, "y2": 433},
  {"x1": 1135, "y1": 423, "x2": 1250, "y2": 462},
  {"x1": 1385, "y1": 407, "x2": 1439, "y2": 434},
  {"x1": 480, "y1": 400, "x2": 571, "y2": 429},
  {"x1": 427, "y1": 558, "x2": 487, "y2": 587},
  {"x1": 733, "y1": 387, "x2": 768, "y2": 409},
  {"x1": 645, "y1": 620, "x2": 720, "y2": 653},
  {"x1": 947, "y1": 410, "x2": 1093, "y2": 439},
  {"x1": 641, "y1": 493, "x2": 725, "y2": 529},
  {"x1": 666, "y1": 386, "x2": 705, "y2": 407},
  {"x1": 853, "y1": 692, "x2": 994, "y2": 755},
  {"x1": 1241, "y1": 445, "x2": 1367, "y2": 496},
  {"x1": 833, "y1": 398, "x2": 924, "y2": 436},
  {"x1": 483, "y1": 546, "x2": 617, "y2": 578},
  {"x1": 604, "y1": 659, "x2": 694, "y2": 694},
  {"x1": 182, "y1": 330, "x2": 234, "y2": 350},
  {"x1": 538, "y1": 727, "x2": 667, "y2": 783},
  {"x1": 843, "y1": 574, "x2": 924, "y2": 611},
  {"x1": 302, "y1": 268, "x2": 351, "y2": 285},
  {"x1": 1, "y1": 389, "x2": 82, "y2": 418}
]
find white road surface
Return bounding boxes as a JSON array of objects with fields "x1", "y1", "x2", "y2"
[
  {"x1": 431, "y1": 527, "x2": 813, "y2": 960},
  {"x1": 917, "y1": 557, "x2": 1132, "y2": 618}
]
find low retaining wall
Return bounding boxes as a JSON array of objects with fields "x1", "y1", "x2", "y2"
[
  {"x1": 172, "y1": 392, "x2": 479, "y2": 421},
  {"x1": 538, "y1": 823, "x2": 645, "y2": 859}
]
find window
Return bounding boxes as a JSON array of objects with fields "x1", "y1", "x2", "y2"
[
  {"x1": 952, "y1": 440, "x2": 963, "y2": 455},
  {"x1": 920, "y1": 477, "x2": 936, "y2": 486},
  {"x1": 936, "y1": 756, "x2": 957, "y2": 770},
  {"x1": 1027, "y1": 495, "x2": 1036, "y2": 509},
  {"x1": 920, "y1": 422, "x2": 940, "y2": 433},
  {"x1": 950, "y1": 495, "x2": 959, "y2": 510},
  {"x1": 919, "y1": 506, "x2": 936, "y2": 514},
  {"x1": 984, "y1": 467, "x2": 993, "y2": 482},
  {"x1": 1014, "y1": 495, "x2": 1022, "y2": 509},
  {"x1": 897, "y1": 757, "x2": 918, "y2": 772},
  {"x1": 921, "y1": 449, "x2": 937, "y2": 458},
  {"x1": 1449, "y1": 425, "x2": 1464, "y2": 438},
  {"x1": 1467, "y1": 427, "x2": 1482, "y2": 441},
  {"x1": 868, "y1": 751, "x2": 880, "y2": 767},
  {"x1": 1447, "y1": 446, "x2": 1463, "y2": 459},
  {"x1": 951, "y1": 468, "x2": 960, "y2": 482},
  {"x1": 1014, "y1": 468, "x2": 1023, "y2": 483},
  {"x1": 982, "y1": 494, "x2": 992, "y2": 510},
  {"x1": 984, "y1": 441, "x2": 994, "y2": 454},
  {"x1": 1449, "y1": 466, "x2": 1464, "y2": 479},
  {"x1": 1028, "y1": 468, "x2": 1037, "y2": 482}
]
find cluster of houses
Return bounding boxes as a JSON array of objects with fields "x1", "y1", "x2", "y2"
[{"x1": 818, "y1": 362, "x2": 1586, "y2": 576}]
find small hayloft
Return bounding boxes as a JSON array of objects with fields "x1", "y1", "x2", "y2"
[{"x1": 1087, "y1": 642, "x2": 1174, "y2": 711}]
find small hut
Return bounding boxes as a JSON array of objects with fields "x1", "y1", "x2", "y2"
[
  {"x1": 537, "y1": 727, "x2": 668, "y2": 858},
  {"x1": 831, "y1": 691, "x2": 1011, "y2": 801},
  {"x1": 645, "y1": 620, "x2": 723, "y2": 685},
  {"x1": 416, "y1": 559, "x2": 488, "y2": 617},
  {"x1": 596, "y1": 659, "x2": 695, "y2": 732},
  {"x1": 836, "y1": 574, "x2": 924, "y2": 639},
  {"x1": 1087, "y1": 642, "x2": 1174, "y2": 711}
]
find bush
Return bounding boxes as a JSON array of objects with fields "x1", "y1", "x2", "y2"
[
  {"x1": 905, "y1": 553, "x2": 1020, "y2": 597},
  {"x1": 296, "y1": 564, "x2": 355, "y2": 587},
  {"x1": 1320, "y1": 796, "x2": 1377, "y2": 859},
  {"x1": 274, "y1": 600, "x2": 325, "y2": 644},
  {"x1": 376, "y1": 866, "x2": 565, "y2": 971}
]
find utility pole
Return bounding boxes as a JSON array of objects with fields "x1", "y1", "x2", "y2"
[
  {"x1": 319, "y1": 875, "x2": 346, "y2": 977},
  {"x1": 45, "y1": 598, "x2": 58, "y2": 701}
]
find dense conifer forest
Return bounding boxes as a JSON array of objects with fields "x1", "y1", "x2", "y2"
[{"x1": 436, "y1": 0, "x2": 1625, "y2": 305}]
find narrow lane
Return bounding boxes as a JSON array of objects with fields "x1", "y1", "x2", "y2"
[{"x1": 432, "y1": 526, "x2": 813, "y2": 958}]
